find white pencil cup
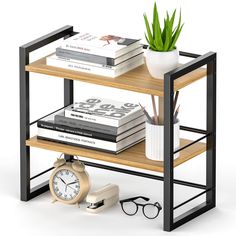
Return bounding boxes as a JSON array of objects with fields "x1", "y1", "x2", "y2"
[{"x1": 145, "y1": 120, "x2": 180, "y2": 161}]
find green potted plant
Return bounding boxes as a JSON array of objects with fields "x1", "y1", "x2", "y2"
[{"x1": 144, "y1": 3, "x2": 184, "y2": 79}]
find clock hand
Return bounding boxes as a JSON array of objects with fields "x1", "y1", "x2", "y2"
[
  {"x1": 58, "y1": 177, "x2": 67, "y2": 185},
  {"x1": 67, "y1": 185, "x2": 76, "y2": 191},
  {"x1": 65, "y1": 182, "x2": 75, "y2": 192},
  {"x1": 67, "y1": 180, "x2": 79, "y2": 186}
]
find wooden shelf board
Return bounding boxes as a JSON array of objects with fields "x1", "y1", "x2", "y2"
[
  {"x1": 26, "y1": 56, "x2": 206, "y2": 97},
  {"x1": 26, "y1": 137, "x2": 206, "y2": 172}
]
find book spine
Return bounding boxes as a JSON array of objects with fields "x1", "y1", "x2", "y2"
[
  {"x1": 56, "y1": 47, "x2": 143, "y2": 66},
  {"x1": 37, "y1": 136, "x2": 117, "y2": 154},
  {"x1": 46, "y1": 56, "x2": 117, "y2": 77},
  {"x1": 47, "y1": 55, "x2": 144, "y2": 78},
  {"x1": 62, "y1": 41, "x2": 141, "y2": 58},
  {"x1": 64, "y1": 109, "x2": 119, "y2": 126},
  {"x1": 62, "y1": 44, "x2": 117, "y2": 58},
  {"x1": 51, "y1": 53, "x2": 135, "y2": 70},
  {"x1": 37, "y1": 121, "x2": 117, "y2": 142},
  {"x1": 56, "y1": 48, "x2": 115, "y2": 66},
  {"x1": 54, "y1": 115, "x2": 117, "y2": 135},
  {"x1": 38, "y1": 128, "x2": 117, "y2": 151}
]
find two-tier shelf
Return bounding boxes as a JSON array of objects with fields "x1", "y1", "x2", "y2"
[{"x1": 19, "y1": 25, "x2": 216, "y2": 231}]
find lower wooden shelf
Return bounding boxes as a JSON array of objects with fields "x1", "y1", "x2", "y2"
[{"x1": 26, "y1": 136, "x2": 206, "y2": 172}]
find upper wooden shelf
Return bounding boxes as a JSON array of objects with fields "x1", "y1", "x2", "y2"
[
  {"x1": 26, "y1": 137, "x2": 206, "y2": 173},
  {"x1": 25, "y1": 55, "x2": 206, "y2": 97}
]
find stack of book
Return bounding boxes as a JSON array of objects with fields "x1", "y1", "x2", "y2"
[
  {"x1": 37, "y1": 97, "x2": 146, "y2": 154},
  {"x1": 46, "y1": 32, "x2": 144, "y2": 77}
]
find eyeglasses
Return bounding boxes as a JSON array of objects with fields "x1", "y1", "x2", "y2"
[{"x1": 119, "y1": 196, "x2": 162, "y2": 219}]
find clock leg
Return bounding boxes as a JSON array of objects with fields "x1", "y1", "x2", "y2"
[{"x1": 52, "y1": 199, "x2": 57, "y2": 203}]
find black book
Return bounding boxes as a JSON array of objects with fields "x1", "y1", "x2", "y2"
[{"x1": 37, "y1": 119, "x2": 145, "y2": 142}]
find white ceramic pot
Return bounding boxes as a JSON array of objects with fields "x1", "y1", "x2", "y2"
[
  {"x1": 145, "y1": 48, "x2": 179, "y2": 79},
  {"x1": 145, "y1": 119, "x2": 180, "y2": 161}
]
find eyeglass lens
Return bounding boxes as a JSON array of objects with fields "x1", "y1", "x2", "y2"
[
  {"x1": 121, "y1": 201, "x2": 138, "y2": 216},
  {"x1": 143, "y1": 204, "x2": 160, "y2": 219}
]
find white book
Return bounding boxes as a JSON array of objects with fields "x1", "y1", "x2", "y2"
[
  {"x1": 46, "y1": 54, "x2": 144, "y2": 78},
  {"x1": 55, "y1": 52, "x2": 144, "y2": 69},
  {"x1": 64, "y1": 97, "x2": 144, "y2": 127},
  {"x1": 37, "y1": 128, "x2": 145, "y2": 153},
  {"x1": 60, "y1": 32, "x2": 141, "y2": 58}
]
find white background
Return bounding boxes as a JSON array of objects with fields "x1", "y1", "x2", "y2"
[{"x1": 0, "y1": 0, "x2": 235, "y2": 235}]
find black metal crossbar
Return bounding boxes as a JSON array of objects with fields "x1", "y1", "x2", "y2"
[
  {"x1": 179, "y1": 51, "x2": 201, "y2": 58},
  {"x1": 30, "y1": 105, "x2": 68, "y2": 126},
  {"x1": 180, "y1": 125, "x2": 207, "y2": 134},
  {"x1": 142, "y1": 44, "x2": 201, "y2": 59},
  {"x1": 174, "y1": 133, "x2": 210, "y2": 154},
  {"x1": 173, "y1": 188, "x2": 212, "y2": 210},
  {"x1": 80, "y1": 160, "x2": 206, "y2": 190},
  {"x1": 30, "y1": 167, "x2": 54, "y2": 181},
  {"x1": 30, "y1": 181, "x2": 49, "y2": 200}
]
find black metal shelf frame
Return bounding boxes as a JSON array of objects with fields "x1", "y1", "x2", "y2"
[{"x1": 19, "y1": 25, "x2": 216, "y2": 232}]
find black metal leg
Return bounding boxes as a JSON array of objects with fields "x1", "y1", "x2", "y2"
[
  {"x1": 64, "y1": 79, "x2": 74, "y2": 162},
  {"x1": 206, "y1": 54, "x2": 217, "y2": 206},
  {"x1": 162, "y1": 52, "x2": 217, "y2": 231},
  {"x1": 19, "y1": 47, "x2": 30, "y2": 201},
  {"x1": 19, "y1": 25, "x2": 74, "y2": 201},
  {"x1": 163, "y1": 74, "x2": 174, "y2": 231}
]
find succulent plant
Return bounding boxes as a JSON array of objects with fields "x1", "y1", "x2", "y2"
[{"x1": 144, "y1": 2, "x2": 184, "y2": 52}]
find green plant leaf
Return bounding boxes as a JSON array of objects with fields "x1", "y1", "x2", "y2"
[
  {"x1": 163, "y1": 12, "x2": 170, "y2": 51},
  {"x1": 153, "y1": 2, "x2": 163, "y2": 50},
  {"x1": 143, "y1": 13, "x2": 154, "y2": 45},
  {"x1": 169, "y1": 9, "x2": 176, "y2": 32},
  {"x1": 169, "y1": 9, "x2": 183, "y2": 50},
  {"x1": 144, "y1": 33, "x2": 150, "y2": 45},
  {"x1": 161, "y1": 18, "x2": 167, "y2": 43},
  {"x1": 145, "y1": 33, "x2": 155, "y2": 49},
  {"x1": 169, "y1": 23, "x2": 184, "y2": 50}
]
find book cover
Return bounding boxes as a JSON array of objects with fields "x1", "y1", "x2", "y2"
[
  {"x1": 61, "y1": 32, "x2": 141, "y2": 57},
  {"x1": 65, "y1": 97, "x2": 143, "y2": 127},
  {"x1": 56, "y1": 46, "x2": 143, "y2": 66},
  {"x1": 46, "y1": 53, "x2": 144, "y2": 78}
]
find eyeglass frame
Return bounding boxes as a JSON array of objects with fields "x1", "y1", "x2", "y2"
[{"x1": 119, "y1": 196, "x2": 162, "y2": 219}]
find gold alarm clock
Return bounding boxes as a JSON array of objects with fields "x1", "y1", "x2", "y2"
[{"x1": 49, "y1": 158, "x2": 90, "y2": 204}]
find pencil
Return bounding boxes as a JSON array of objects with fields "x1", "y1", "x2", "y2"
[
  {"x1": 151, "y1": 95, "x2": 158, "y2": 125},
  {"x1": 173, "y1": 91, "x2": 179, "y2": 113},
  {"x1": 139, "y1": 103, "x2": 154, "y2": 124},
  {"x1": 174, "y1": 105, "x2": 180, "y2": 122}
]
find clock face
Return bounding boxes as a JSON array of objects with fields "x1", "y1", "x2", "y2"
[{"x1": 52, "y1": 169, "x2": 80, "y2": 201}]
